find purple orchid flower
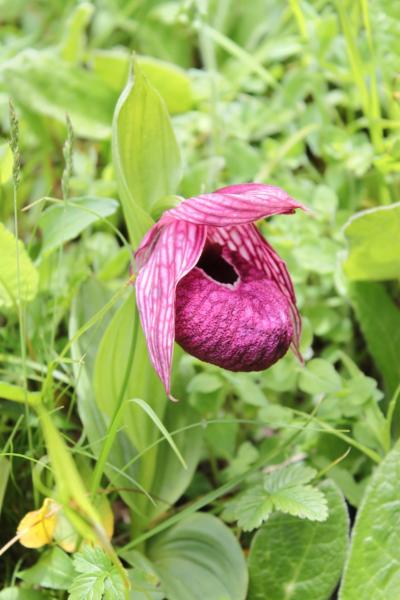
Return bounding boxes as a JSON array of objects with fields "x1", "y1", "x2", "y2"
[{"x1": 135, "y1": 183, "x2": 305, "y2": 398}]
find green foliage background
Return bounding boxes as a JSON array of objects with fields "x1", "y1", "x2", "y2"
[{"x1": 0, "y1": 0, "x2": 400, "y2": 598}]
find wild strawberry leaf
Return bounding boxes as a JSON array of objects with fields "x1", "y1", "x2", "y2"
[
  {"x1": 223, "y1": 464, "x2": 328, "y2": 531},
  {"x1": 68, "y1": 546, "x2": 125, "y2": 600}
]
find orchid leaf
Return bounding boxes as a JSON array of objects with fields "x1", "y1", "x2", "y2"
[
  {"x1": 349, "y1": 282, "x2": 400, "y2": 398},
  {"x1": 339, "y1": 440, "x2": 400, "y2": 599},
  {"x1": 112, "y1": 61, "x2": 181, "y2": 245},
  {"x1": 147, "y1": 513, "x2": 248, "y2": 600}
]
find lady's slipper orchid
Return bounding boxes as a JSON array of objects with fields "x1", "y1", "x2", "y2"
[{"x1": 135, "y1": 183, "x2": 305, "y2": 398}]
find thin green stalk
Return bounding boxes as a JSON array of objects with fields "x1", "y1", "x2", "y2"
[
  {"x1": 9, "y1": 101, "x2": 36, "y2": 501},
  {"x1": 336, "y1": 0, "x2": 383, "y2": 155},
  {"x1": 201, "y1": 23, "x2": 276, "y2": 88},
  {"x1": 291, "y1": 409, "x2": 381, "y2": 463}
]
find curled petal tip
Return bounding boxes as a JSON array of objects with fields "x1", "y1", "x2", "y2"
[{"x1": 168, "y1": 393, "x2": 179, "y2": 402}]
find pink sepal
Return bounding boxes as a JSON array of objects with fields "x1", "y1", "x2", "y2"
[
  {"x1": 135, "y1": 220, "x2": 207, "y2": 396},
  {"x1": 165, "y1": 183, "x2": 305, "y2": 227}
]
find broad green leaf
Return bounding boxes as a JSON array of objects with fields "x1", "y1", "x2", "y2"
[
  {"x1": 123, "y1": 550, "x2": 164, "y2": 599},
  {"x1": 39, "y1": 197, "x2": 119, "y2": 255},
  {"x1": 299, "y1": 358, "x2": 342, "y2": 394},
  {"x1": 112, "y1": 62, "x2": 181, "y2": 245},
  {"x1": 1, "y1": 50, "x2": 114, "y2": 139},
  {"x1": 349, "y1": 282, "x2": 400, "y2": 397},
  {"x1": 0, "y1": 589, "x2": 49, "y2": 600},
  {"x1": 343, "y1": 203, "x2": 400, "y2": 281},
  {"x1": 18, "y1": 547, "x2": 76, "y2": 590},
  {"x1": 147, "y1": 513, "x2": 248, "y2": 600},
  {"x1": 339, "y1": 440, "x2": 400, "y2": 599},
  {"x1": 248, "y1": 481, "x2": 349, "y2": 600},
  {"x1": 70, "y1": 280, "x2": 140, "y2": 513},
  {"x1": 93, "y1": 50, "x2": 193, "y2": 114},
  {"x1": 223, "y1": 464, "x2": 328, "y2": 531},
  {"x1": 139, "y1": 56, "x2": 193, "y2": 114},
  {"x1": 0, "y1": 223, "x2": 38, "y2": 308}
]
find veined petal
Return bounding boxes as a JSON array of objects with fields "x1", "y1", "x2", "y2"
[
  {"x1": 135, "y1": 220, "x2": 207, "y2": 396},
  {"x1": 165, "y1": 183, "x2": 305, "y2": 227},
  {"x1": 134, "y1": 222, "x2": 163, "y2": 271},
  {"x1": 208, "y1": 223, "x2": 302, "y2": 359}
]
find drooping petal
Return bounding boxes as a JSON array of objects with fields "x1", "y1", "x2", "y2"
[
  {"x1": 208, "y1": 223, "x2": 302, "y2": 359},
  {"x1": 165, "y1": 183, "x2": 305, "y2": 227},
  {"x1": 135, "y1": 220, "x2": 207, "y2": 396},
  {"x1": 134, "y1": 221, "x2": 164, "y2": 271}
]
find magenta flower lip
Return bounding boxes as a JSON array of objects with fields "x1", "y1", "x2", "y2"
[{"x1": 134, "y1": 183, "x2": 306, "y2": 398}]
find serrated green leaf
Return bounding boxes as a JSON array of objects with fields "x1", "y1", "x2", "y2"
[
  {"x1": 68, "y1": 573, "x2": 105, "y2": 600},
  {"x1": 224, "y1": 484, "x2": 274, "y2": 530},
  {"x1": 264, "y1": 464, "x2": 316, "y2": 491},
  {"x1": 271, "y1": 485, "x2": 328, "y2": 521},
  {"x1": 339, "y1": 440, "x2": 400, "y2": 599},
  {"x1": 69, "y1": 547, "x2": 125, "y2": 600},
  {"x1": 73, "y1": 546, "x2": 113, "y2": 574},
  {"x1": 103, "y1": 572, "x2": 126, "y2": 599},
  {"x1": 0, "y1": 223, "x2": 38, "y2": 308},
  {"x1": 223, "y1": 464, "x2": 328, "y2": 531},
  {"x1": 248, "y1": 481, "x2": 349, "y2": 600}
]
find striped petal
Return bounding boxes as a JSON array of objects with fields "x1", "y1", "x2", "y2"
[
  {"x1": 165, "y1": 183, "x2": 305, "y2": 227},
  {"x1": 135, "y1": 220, "x2": 207, "y2": 396},
  {"x1": 208, "y1": 223, "x2": 302, "y2": 359}
]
